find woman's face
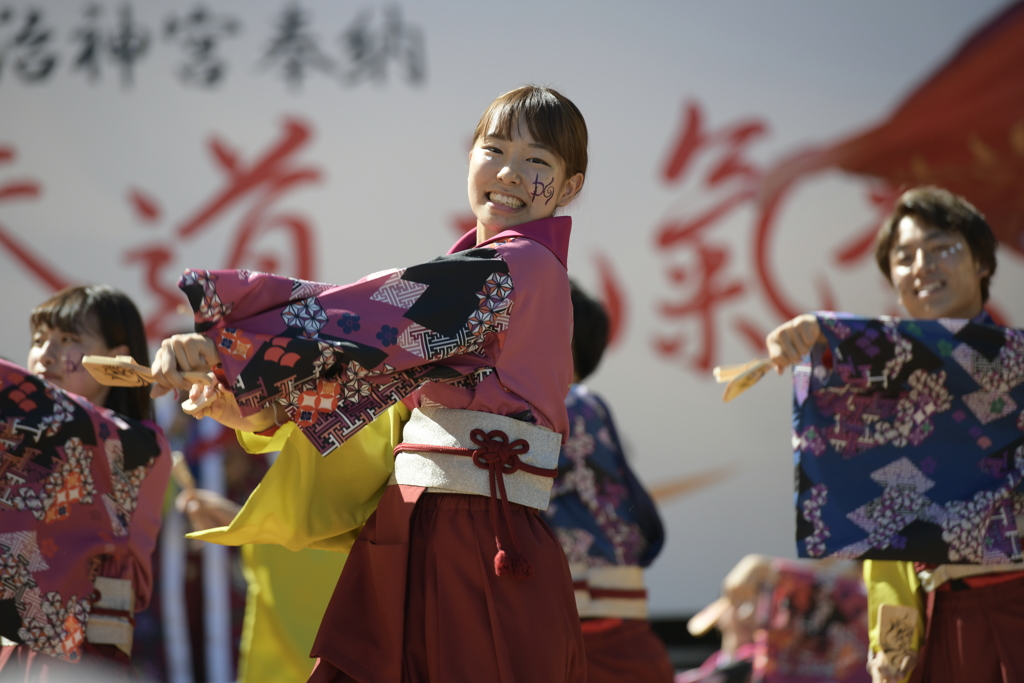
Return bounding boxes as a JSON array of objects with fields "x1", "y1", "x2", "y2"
[
  {"x1": 27, "y1": 319, "x2": 124, "y2": 405},
  {"x1": 467, "y1": 116, "x2": 583, "y2": 242},
  {"x1": 888, "y1": 215, "x2": 988, "y2": 320}
]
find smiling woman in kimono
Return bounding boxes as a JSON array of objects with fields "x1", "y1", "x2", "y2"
[
  {"x1": 149, "y1": 85, "x2": 589, "y2": 682},
  {"x1": 0, "y1": 285, "x2": 171, "y2": 677}
]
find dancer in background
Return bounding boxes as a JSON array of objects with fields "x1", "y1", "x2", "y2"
[
  {"x1": 680, "y1": 555, "x2": 868, "y2": 683},
  {"x1": 151, "y1": 85, "x2": 589, "y2": 682},
  {"x1": 545, "y1": 280, "x2": 674, "y2": 682},
  {"x1": 766, "y1": 187, "x2": 1023, "y2": 683},
  {"x1": 0, "y1": 285, "x2": 171, "y2": 677}
]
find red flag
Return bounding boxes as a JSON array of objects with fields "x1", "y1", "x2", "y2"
[{"x1": 763, "y1": 1, "x2": 1024, "y2": 252}]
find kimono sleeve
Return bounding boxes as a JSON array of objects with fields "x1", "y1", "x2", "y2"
[
  {"x1": 590, "y1": 392, "x2": 665, "y2": 567},
  {"x1": 106, "y1": 416, "x2": 171, "y2": 613},
  {"x1": 238, "y1": 543, "x2": 346, "y2": 682},
  {"x1": 796, "y1": 313, "x2": 1024, "y2": 563},
  {"x1": 179, "y1": 248, "x2": 514, "y2": 455},
  {"x1": 190, "y1": 403, "x2": 409, "y2": 552}
]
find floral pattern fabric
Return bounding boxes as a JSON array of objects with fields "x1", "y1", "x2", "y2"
[
  {"x1": 794, "y1": 312, "x2": 1024, "y2": 564},
  {"x1": 0, "y1": 359, "x2": 170, "y2": 662},
  {"x1": 180, "y1": 217, "x2": 574, "y2": 456},
  {"x1": 545, "y1": 384, "x2": 663, "y2": 568}
]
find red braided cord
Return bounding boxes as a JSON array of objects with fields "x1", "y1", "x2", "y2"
[
  {"x1": 394, "y1": 441, "x2": 558, "y2": 478},
  {"x1": 394, "y1": 429, "x2": 558, "y2": 576}
]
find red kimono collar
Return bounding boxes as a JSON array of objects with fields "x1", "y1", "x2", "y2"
[{"x1": 447, "y1": 216, "x2": 571, "y2": 270}]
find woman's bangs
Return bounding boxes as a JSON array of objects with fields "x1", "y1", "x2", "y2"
[{"x1": 30, "y1": 289, "x2": 94, "y2": 335}]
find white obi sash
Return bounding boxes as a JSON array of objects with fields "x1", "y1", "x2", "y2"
[
  {"x1": 390, "y1": 407, "x2": 562, "y2": 510},
  {"x1": 570, "y1": 564, "x2": 649, "y2": 619}
]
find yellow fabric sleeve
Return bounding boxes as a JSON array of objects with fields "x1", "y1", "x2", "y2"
[
  {"x1": 233, "y1": 420, "x2": 299, "y2": 456},
  {"x1": 187, "y1": 403, "x2": 410, "y2": 552},
  {"x1": 864, "y1": 559, "x2": 925, "y2": 680},
  {"x1": 237, "y1": 543, "x2": 346, "y2": 683}
]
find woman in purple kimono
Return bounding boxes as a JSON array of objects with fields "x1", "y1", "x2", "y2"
[
  {"x1": 0, "y1": 285, "x2": 171, "y2": 676},
  {"x1": 150, "y1": 86, "x2": 589, "y2": 682}
]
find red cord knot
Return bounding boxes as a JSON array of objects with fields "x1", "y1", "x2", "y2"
[
  {"x1": 470, "y1": 428, "x2": 530, "y2": 475},
  {"x1": 394, "y1": 427, "x2": 558, "y2": 581},
  {"x1": 469, "y1": 428, "x2": 538, "y2": 580}
]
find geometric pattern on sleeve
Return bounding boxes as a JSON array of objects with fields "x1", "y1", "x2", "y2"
[
  {"x1": 369, "y1": 269, "x2": 428, "y2": 309},
  {"x1": 794, "y1": 312, "x2": 1024, "y2": 564},
  {"x1": 180, "y1": 253, "x2": 517, "y2": 457}
]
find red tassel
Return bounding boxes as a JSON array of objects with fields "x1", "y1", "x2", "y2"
[
  {"x1": 494, "y1": 548, "x2": 513, "y2": 575},
  {"x1": 494, "y1": 541, "x2": 534, "y2": 580}
]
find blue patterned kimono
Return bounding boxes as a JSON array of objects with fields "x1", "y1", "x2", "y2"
[
  {"x1": 794, "y1": 312, "x2": 1024, "y2": 564},
  {"x1": 544, "y1": 384, "x2": 664, "y2": 569}
]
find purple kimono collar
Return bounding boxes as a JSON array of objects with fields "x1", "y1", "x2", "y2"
[{"x1": 447, "y1": 216, "x2": 571, "y2": 270}]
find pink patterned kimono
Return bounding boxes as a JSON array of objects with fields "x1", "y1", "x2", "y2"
[
  {"x1": 0, "y1": 359, "x2": 171, "y2": 673},
  {"x1": 179, "y1": 216, "x2": 585, "y2": 682}
]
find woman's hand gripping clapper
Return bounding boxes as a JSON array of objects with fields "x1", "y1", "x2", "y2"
[{"x1": 150, "y1": 333, "x2": 220, "y2": 398}]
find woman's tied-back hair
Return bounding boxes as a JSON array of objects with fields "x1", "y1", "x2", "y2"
[
  {"x1": 473, "y1": 85, "x2": 589, "y2": 184},
  {"x1": 30, "y1": 285, "x2": 153, "y2": 421},
  {"x1": 570, "y1": 279, "x2": 609, "y2": 382},
  {"x1": 874, "y1": 186, "x2": 997, "y2": 303}
]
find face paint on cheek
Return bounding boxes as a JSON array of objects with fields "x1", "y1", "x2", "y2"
[
  {"x1": 64, "y1": 350, "x2": 84, "y2": 375},
  {"x1": 530, "y1": 175, "x2": 555, "y2": 205},
  {"x1": 938, "y1": 243, "x2": 964, "y2": 259}
]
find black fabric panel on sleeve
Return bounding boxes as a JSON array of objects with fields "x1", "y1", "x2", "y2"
[
  {"x1": 955, "y1": 322, "x2": 1006, "y2": 362},
  {"x1": 316, "y1": 333, "x2": 390, "y2": 371},
  {"x1": 117, "y1": 418, "x2": 163, "y2": 470},
  {"x1": 181, "y1": 283, "x2": 217, "y2": 332},
  {"x1": 0, "y1": 599, "x2": 24, "y2": 643},
  {"x1": 401, "y1": 248, "x2": 509, "y2": 338}
]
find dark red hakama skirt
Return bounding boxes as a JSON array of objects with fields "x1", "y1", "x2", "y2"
[
  {"x1": 579, "y1": 618, "x2": 675, "y2": 683},
  {"x1": 910, "y1": 574, "x2": 1024, "y2": 683},
  {"x1": 309, "y1": 485, "x2": 586, "y2": 683}
]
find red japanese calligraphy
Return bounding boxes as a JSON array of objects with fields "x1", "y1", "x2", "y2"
[
  {"x1": 831, "y1": 184, "x2": 903, "y2": 266},
  {"x1": 662, "y1": 101, "x2": 765, "y2": 186},
  {"x1": 653, "y1": 101, "x2": 768, "y2": 372},
  {"x1": 752, "y1": 167, "x2": 880, "y2": 320},
  {"x1": 657, "y1": 243, "x2": 745, "y2": 372},
  {"x1": 128, "y1": 118, "x2": 322, "y2": 339},
  {"x1": 594, "y1": 252, "x2": 626, "y2": 348},
  {"x1": 652, "y1": 100, "x2": 934, "y2": 374},
  {"x1": 0, "y1": 145, "x2": 71, "y2": 293},
  {"x1": 123, "y1": 245, "x2": 183, "y2": 340}
]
